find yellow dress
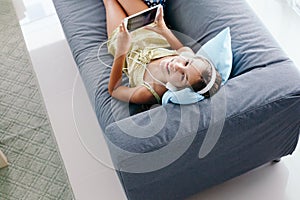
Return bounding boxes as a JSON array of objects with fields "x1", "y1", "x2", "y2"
[{"x1": 107, "y1": 27, "x2": 178, "y2": 103}]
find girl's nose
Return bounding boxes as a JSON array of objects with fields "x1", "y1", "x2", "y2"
[{"x1": 172, "y1": 63, "x2": 186, "y2": 72}]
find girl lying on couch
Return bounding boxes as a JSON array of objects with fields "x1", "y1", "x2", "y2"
[{"x1": 104, "y1": 0, "x2": 222, "y2": 104}]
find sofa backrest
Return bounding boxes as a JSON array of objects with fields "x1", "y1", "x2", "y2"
[{"x1": 165, "y1": 0, "x2": 289, "y2": 78}]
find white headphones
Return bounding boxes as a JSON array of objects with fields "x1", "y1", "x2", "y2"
[
  {"x1": 197, "y1": 56, "x2": 216, "y2": 95},
  {"x1": 166, "y1": 82, "x2": 179, "y2": 91}
]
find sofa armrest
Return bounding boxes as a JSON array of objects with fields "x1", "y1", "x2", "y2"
[{"x1": 105, "y1": 60, "x2": 300, "y2": 172}]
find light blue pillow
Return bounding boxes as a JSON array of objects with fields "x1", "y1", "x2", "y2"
[{"x1": 162, "y1": 27, "x2": 233, "y2": 105}]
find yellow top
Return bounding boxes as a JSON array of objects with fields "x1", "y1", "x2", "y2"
[{"x1": 107, "y1": 27, "x2": 178, "y2": 103}]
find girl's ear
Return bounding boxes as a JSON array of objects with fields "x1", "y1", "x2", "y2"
[{"x1": 166, "y1": 82, "x2": 179, "y2": 91}]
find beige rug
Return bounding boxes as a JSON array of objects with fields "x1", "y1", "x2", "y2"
[{"x1": 0, "y1": 0, "x2": 74, "y2": 199}]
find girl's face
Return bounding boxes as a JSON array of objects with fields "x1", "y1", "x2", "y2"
[{"x1": 160, "y1": 54, "x2": 206, "y2": 89}]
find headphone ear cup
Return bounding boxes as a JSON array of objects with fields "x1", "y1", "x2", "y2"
[{"x1": 166, "y1": 82, "x2": 178, "y2": 91}]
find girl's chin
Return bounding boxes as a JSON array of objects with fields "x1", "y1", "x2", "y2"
[{"x1": 159, "y1": 60, "x2": 167, "y2": 72}]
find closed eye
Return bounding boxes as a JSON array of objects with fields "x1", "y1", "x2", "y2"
[
  {"x1": 181, "y1": 73, "x2": 186, "y2": 81},
  {"x1": 185, "y1": 58, "x2": 193, "y2": 67}
]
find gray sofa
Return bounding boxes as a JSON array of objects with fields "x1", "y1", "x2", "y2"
[{"x1": 53, "y1": 0, "x2": 300, "y2": 199}]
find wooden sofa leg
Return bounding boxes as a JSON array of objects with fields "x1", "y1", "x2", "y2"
[{"x1": 0, "y1": 149, "x2": 8, "y2": 169}]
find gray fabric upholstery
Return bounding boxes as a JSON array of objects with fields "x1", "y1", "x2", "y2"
[{"x1": 53, "y1": 0, "x2": 300, "y2": 199}]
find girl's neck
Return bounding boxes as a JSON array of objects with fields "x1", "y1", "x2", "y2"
[{"x1": 145, "y1": 58, "x2": 167, "y2": 86}]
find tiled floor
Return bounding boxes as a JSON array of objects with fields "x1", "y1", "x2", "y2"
[{"x1": 11, "y1": 0, "x2": 300, "y2": 199}]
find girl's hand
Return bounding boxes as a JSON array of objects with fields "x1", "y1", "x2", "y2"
[
  {"x1": 115, "y1": 21, "x2": 131, "y2": 58},
  {"x1": 144, "y1": 5, "x2": 168, "y2": 35}
]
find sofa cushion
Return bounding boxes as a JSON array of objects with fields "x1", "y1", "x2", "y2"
[{"x1": 164, "y1": 0, "x2": 289, "y2": 77}]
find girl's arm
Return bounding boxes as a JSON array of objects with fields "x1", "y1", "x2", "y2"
[
  {"x1": 160, "y1": 28, "x2": 184, "y2": 50},
  {"x1": 108, "y1": 55, "x2": 157, "y2": 104},
  {"x1": 108, "y1": 22, "x2": 158, "y2": 104},
  {"x1": 108, "y1": 54, "x2": 126, "y2": 96},
  {"x1": 144, "y1": 6, "x2": 189, "y2": 51},
  {"x1": 108, "y1": 22, "x2": 130, "y2": 96},
  {"x1": 111, "y1": 85, "x2": 158, "y2": 104}
]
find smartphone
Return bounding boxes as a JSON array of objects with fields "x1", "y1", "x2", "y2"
[{"x1": 123, "y1": 5, "x2": 160, "y2": 32}]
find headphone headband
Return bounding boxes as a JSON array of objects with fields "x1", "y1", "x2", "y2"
[{"x1": 196, "y1": 55, "x2": 217, "y2": 95}]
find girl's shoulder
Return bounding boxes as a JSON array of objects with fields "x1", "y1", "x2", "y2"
[{"x1": 176, "y1": 46, "x2": 194, "y2": 54}]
